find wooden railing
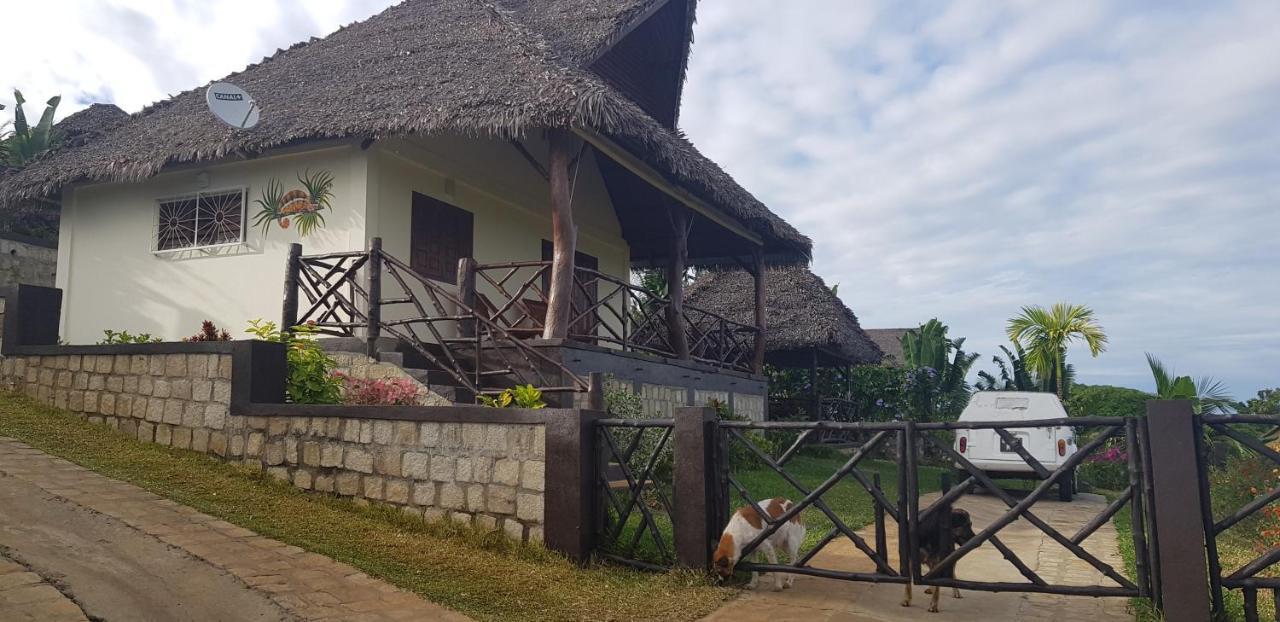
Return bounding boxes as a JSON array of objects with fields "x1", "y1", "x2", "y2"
[
  {"x1": 283, "y1": 240, "x2": 589, "y2": 399},
  {"x1": 471, "y1": 261, "x2": 758, "y2": 373}
]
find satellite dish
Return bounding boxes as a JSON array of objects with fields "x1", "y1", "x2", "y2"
[{"x1": 206, "y1": 82, "x2": 260, "y2": 129}]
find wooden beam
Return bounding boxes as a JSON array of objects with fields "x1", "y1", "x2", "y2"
[
  {"x1": 573, "y1": 126, "x2": 764, "y2": 247},
  {"x1": 809, "y1": 347, "x2": 820, "y2": 420},
  {"x1": 666, "y1": 204, "x2": 690, "y2": 359},
  {"x1": 752, "y1": 247, "x2": 766, "y2": 374},
  {"x1": 543, "y1": 130, "x2": 577, "y2": 339}
]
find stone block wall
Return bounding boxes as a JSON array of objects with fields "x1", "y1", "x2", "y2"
[
  {"x1": 0, "y1": 234, "x2": 56, "y2": 289},
  {"x1": 0, "y1": 352, "x2": 234, "y2": 453},
  {"x1": 0, "y1": 344, "x2": 549, "y2": 541},
  {"x1": 239, "y1": 414, "x2": 546, "y2": 541}
]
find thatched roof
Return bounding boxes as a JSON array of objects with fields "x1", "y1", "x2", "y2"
[
  {"x1": 54, "y1": 103, "x2": 130, "y2": 150},
  {"x1": 496, "y1": 0, "x2": 664, "y2": 66},
  {"x1": 0, "y1": 0, "x2": 808, "y2": 261},
  {"x1": 864, "y1": 328, "x2": 909, "y2": 366},
  {"x1": 685, "y1": 266, "x2": 883, "y2": 367}
]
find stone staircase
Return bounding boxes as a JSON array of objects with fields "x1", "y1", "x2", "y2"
[{"x1": 318, "y1": 337, "x2": 467, "y2": 405}]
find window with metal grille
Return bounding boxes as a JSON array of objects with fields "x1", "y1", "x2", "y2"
[{"x1": 155, "y1": 189, "x2": 245, "y2": 252}]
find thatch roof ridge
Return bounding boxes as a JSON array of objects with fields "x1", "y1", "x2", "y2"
[
  {"x1": 495, "y1": 0, "x2": 664, "y2": 66},
  {"x1": 0, "y1": 0, "x2": 807, "y2": 259},
  {"x1": 685, "y1": 265, "x2": 883, "y2": 366},
  {"x1": 864, "y1": 328, "x2": 909, "y2": 366}
]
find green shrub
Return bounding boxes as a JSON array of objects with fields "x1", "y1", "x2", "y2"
[
  {"x1": 604, "y1": 383, "x2": 673, "y2": 485},
  {"x1": 477, "y1": 385, "x2": 546, "y2": 409},
  {"x1": 245, "y1": 319, "x2": 341, "y2": 404},
  {"x1": 98, "y1": 329, "x2": 162, "y2": 344}
]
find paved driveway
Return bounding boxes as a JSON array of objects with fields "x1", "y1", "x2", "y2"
[
  {"x1": 704, "y1": 491, "x2": 1134, "y2": 622},
  {"x1": 0, "y1": 437, "x2": 471, "y2": 622}
]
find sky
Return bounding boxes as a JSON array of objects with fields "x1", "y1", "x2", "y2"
[{"x1": 2, "y1": 1, "x2": 1277, "y2": 399}]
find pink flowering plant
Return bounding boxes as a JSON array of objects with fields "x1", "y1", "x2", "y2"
[
  {"x1": 335, "y1": 373, "x2": 423, "y2": 406},
  {"x1": 1078, "y1": 438, "x2": 1130, "y2": 491}
]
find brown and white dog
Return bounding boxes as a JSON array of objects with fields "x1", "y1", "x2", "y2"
[
  {"x1": 902, "y1": 506, "x2": 976, "y2": 613},
  {"x1": 713, "y1": 497, "x2": 806, "y2": 591}
]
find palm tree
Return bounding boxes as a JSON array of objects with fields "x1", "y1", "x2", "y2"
[
  {"x1": 1006, "y1": 303, "x2": 1107, "y2": 400},
  {"x1": 1145, "y1": 353, "x2": 1234, "y2": 415}
]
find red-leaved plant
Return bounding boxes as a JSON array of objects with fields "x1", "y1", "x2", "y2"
[
  {"x1": 184, "y1": 320, "x2": 231, "y2": 342},
  {"x1": 335, "y1": 373, "x2": 422, "y2": 406}
]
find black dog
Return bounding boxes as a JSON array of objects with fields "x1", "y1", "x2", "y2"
[{"x1": 901, "y1": 506, "x2": 976, "y2": 613}]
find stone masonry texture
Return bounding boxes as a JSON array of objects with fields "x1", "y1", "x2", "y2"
[{"x1": 0, "y1": 351, "x2": 546, "y2": 541}]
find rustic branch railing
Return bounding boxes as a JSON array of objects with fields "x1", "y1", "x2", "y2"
[
  {"x1": 911, "y1": 417, "x2": 1150, "y2": 597},
  {"x1": 715, "y1": 419, "x2": 908, "y2": 583},
  {"x1": 472, "y1": 260, "x2": 758, "y2": 373},
  {"x1": 284, "y1": 241, "x2": 588, "y2": 398},
  {"x1": 1197, "y1": 413, "x2": 1280, "y2": 621},
  {"x1": 596, "y1": 418, "x2": 677, "y2": 570}
]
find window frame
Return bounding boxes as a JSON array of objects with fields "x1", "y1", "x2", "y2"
[{"x1": 151, "y1": 187, "x2": 248, "y2": 254}]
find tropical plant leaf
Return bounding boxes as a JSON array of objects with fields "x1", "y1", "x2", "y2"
[{"x1": 252, "y1": 177, "x2": 285, "y2": 237}]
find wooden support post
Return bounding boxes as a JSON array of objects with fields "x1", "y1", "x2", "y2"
[
  {"x1": 365, "y1": 237, "x2": 383, "y2": 358},
  {"x1": 587, "y1": 371, "x2": 605, "y2": 411},
  {"x1": 457, "y1": 257, "x2": 478, "y2": 339},
  {"x1": 751, "y1": 248, "x2": 766, "y2": 374},
  {"x1": 873, "y1": 472, "x2": 887, "y2": 561},
  {"x1": 1146, "y1": 400, "x2": 1212, "y2": 622},
  {"x1": 673, "y1": 406, "x2": 717, "y2": 570},
  {"x1": 809, "y1": 347, "x2": 820, "y2": 420},
  {"x1": 666, "y1": 205, "x2": 690, "y2": 359},
  {"x1": 543, "y1": 129, "x2": 577, "y2": 340},
  {"x1": 281, "y1": 243, "x2": 302, "y2": 332}
]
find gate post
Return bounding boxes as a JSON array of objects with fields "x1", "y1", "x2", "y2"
[
  {"x1": 673, "y1": 406, "x2": 717, "y2": 570},
  {"x1": 544, "y1": 408, "x2": 604, "y2": 565},
  {"x1": 1145, "y1": 400, "x2": 1212, "y2": 622}
]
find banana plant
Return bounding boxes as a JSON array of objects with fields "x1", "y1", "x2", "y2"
[{"x1": 2, "y1": 90, "x2": 62, "y2": 168}]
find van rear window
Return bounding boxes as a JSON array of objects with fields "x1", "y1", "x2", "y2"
[{"x1": 995, "y1": 397, "x2": 1030, "y2": 409}]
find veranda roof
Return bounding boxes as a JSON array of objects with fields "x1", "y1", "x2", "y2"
[
  {"x1": 685, "y1": 266, "x2": 883, "y2": 367},
  {"x1": 0, "y1": 0, "x2": 808, "y2": 262}
]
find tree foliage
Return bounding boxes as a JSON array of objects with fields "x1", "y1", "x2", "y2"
[
  {"x1": 1067, "y1": 384, "x2": 1153, "y2": 418},
  {"x1": 1007, "y1": 303, "x2": 1107, "y2": 400},
  {"x1": 1238, "y1": 388, "x2": 1280, "y2": 415},
  {"x1": 1145, "y1": 353, "x2": 1233, "y2": 415},
  {"x1": 1, "y1": 90, "x2": 61, "y2": 168}
]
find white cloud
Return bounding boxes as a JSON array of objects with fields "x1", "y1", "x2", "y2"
[{"x1": 683, "y1": 0, "x2": 1280, "y2": 397}]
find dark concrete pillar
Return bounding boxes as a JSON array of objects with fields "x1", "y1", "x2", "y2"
[
  {"x1": 1145, "y1": 400, "x2": 1211, "y2": 622},
  {"x1": 673, "y1": 406, "x2": 717, "y2": 570},
  {"x1": 543, "y1": 408, "x2": 604, "y2": 564},
  {"x1": 1, "y1": 284, "x2": 62, "y2": 355}
]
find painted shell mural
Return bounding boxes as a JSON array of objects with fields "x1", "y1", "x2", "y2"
[{"x1": 253, "y1": 169, "x2": 333, "y2": 236}]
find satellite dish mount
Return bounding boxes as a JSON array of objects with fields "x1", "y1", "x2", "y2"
[{"x1": 206, "y1": 82, "x2": 260, "y2": 129}]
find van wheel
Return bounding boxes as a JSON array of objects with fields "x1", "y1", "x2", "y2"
[{"x1": 1058, "y1": 468, "x2": 1075, "y2": 502}]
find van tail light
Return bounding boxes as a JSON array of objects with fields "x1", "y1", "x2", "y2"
[
  {"x1": 1057, "y1": 439, "x2": 1067, "y2": 457},
  {"x1": 959, "y1": 436, "x2": 968, "y2": 453}
]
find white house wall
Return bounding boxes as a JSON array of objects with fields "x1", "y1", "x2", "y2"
[
  {"x1": 368, "y1": 135, "x2": 631, "y2": 340},
  {"x1": 57, "y1": 144, "x2": 368, "y2": 344},
  {"x1": 55, "y1": 135, "x2": 633, "y2": 347}
]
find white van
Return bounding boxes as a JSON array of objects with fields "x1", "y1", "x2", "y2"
[{"x1": 953, "y1": 392, "x2": 1078, "y2": 501}]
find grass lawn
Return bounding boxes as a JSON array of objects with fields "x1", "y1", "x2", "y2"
[{"x1": 0, "y1": 393, "x2": 733, "y2": 622}]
